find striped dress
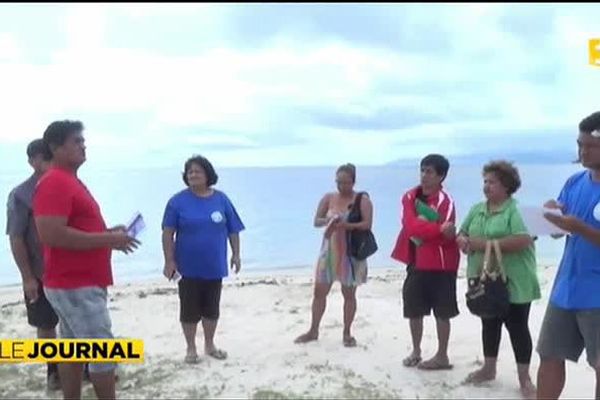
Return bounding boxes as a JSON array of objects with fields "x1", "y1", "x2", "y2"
[{"x1": 315, "y1": 209, "x2": 368, "y2": 287}]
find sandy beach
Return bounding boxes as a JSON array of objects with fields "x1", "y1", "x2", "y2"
[{"x1": 0, "y1": 264, "x2": 595, "y2": 399}]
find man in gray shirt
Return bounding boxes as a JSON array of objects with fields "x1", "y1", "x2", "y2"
[{"x1": 6, "y1": 138, "x2": 60, "y2": 391}]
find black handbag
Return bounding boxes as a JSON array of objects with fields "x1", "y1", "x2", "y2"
[
  {"x1": 465, "y1": 239, "x2": 510, "y2": 319},
  {"x1": 346, "y1": 192, "x2": 378, "y2": 260}
]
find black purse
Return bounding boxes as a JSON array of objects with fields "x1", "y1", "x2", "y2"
[
  {"x1": 465, "y1": 239, "x2": 510, "y2": 319},
  {"x1": 346, "y1": 192, "x2": 378, "y2": 260}
]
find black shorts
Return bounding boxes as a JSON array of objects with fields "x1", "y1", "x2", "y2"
[
  {"x1": 24, "y1": 280, "x2": 59, "y2": 330},
  {"x1": 178, "y1": 277, "x2": 222, "y2": 323},
  {"x1": 402, "y1": 266, "x2": 459, "y2": 320}
]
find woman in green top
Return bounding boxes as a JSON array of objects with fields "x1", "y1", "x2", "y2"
[{"x1": 457, "y1": 161, "x2": 540, "y2": 399}]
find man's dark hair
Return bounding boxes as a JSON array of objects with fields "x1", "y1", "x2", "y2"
[
  {"x1": 420, "y1": 154, "x2": 450, "y2": 179},
  {"x1": 42, "y1": 120, "x2": 84, "y2": 159},
  {"x1": 26, "y1": 139, "x2": 46, "y2": 159},
  {"x1": 182, "y1": 155, "x2": 219, "y2": 187},
  {"x1": 579, "y1": 111, "x2": 600, "y2": 134}
]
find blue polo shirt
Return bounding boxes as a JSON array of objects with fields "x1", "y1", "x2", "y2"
[
  {"x1": 550, "y1": 170, "x2": 600, "y2": 310},
  {"x1": 162, "y1": 189, "x2": 245, "y2": 280}
]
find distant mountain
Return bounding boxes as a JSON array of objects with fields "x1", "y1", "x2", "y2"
[{"x1": 387, "y1": 149, "x2": 578, "y2": 167}]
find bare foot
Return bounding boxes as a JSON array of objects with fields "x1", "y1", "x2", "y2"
[
  {"x1": 418, "y1": 355, "x2": 453, "y2": 370},
  {"x1": 402, "y1": 352, "x2": 422, "y2": 367},
  {"x1": 520, "y1": 380, "x2": 536, "y2": 399},
  {"x1": 343, "y1": 335, "x2": 357, "y2": 347},
  {"x1": 294, "y1": 331, "x2": 318, "y2": 344},
  {"x1": 184, "y1": 352, "x2": 200, "y2": 364},
  {"x1": 205, "y1": 347, "x2": 228, "y2": 360},
  {"x1": 463, "y1": 367, "x2": 496, "y2": 384}
]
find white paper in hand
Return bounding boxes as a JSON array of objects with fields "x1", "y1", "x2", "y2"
[
  {"x1": 519, "y1": 206, "x2": 566, "y2": 236},
  {"x1": 170, "y1": 271, "x2": 182, "y2": 283},
  {"x1": 126, "y1": 212, "x2": 146, "y2": 238}
]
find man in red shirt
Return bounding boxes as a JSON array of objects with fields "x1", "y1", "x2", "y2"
[
  {"x1": 33, "y1": 120, "x2": 140, "y2": 400},
  {"x1": 391, "y1": 154, "x2": 460, "y2": 370}
]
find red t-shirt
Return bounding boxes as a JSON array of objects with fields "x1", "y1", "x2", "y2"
[{"x1": 33, "y1": 167, "x2": 113, "y2": 289}]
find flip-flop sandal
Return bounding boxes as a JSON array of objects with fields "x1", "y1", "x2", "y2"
[
  {"x1": 343, "y1": 336, "x2": 357, "y2": 348},
  {"x1": 184, "y1": 354, "x2": 200, "y2": 364},
  {"x1": 417, "y1": 359, "x2": 453, "y2": 370},
  {"x1": 520, "y1": 383, "x2": 537, "y2": 400},
  {"x1": 402, "y1": 355, "x2": 422, "y2": 367},
  {"x1": 462, "y1": 370, "x2": 495, "y2": 385},
  {"x1": 206, "y1": 349, "x2": 228, "y2": 360},
  {"x1": 294, "y1": 333, "x2": 319, "y2": 344}
]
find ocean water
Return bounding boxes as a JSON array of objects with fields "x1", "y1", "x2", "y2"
[{"x1": 0, "y1": 163, "x2": 582, "y2": 286}]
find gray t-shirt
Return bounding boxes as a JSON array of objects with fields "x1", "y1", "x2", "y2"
[{"x1": 6, "y1": 174, "x2": 44, "y2": 279}]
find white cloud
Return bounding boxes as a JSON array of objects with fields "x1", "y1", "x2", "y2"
[
  {"x1": 0, "y1": 33, "x2": 22, "y2": 62},
  {"x1": 0, "y1": 4, "x2": 599, "y2": 168},
  {"x1": 114, "y1": 3, "x2": 221, "y2": 18},
  {"x1": 62, "y1": 4, "x2": 108, "y2": 51}
]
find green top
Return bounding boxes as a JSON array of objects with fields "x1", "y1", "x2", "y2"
[
  {"x1": 460, "y1": 197, "x2": 541, "y2": 304},
  {"x1": 411, "y1": 199, "x2": 440, "y2": 246},
  {"x1": 415, "y1": 199, "x2": 439, "y2": 221}
]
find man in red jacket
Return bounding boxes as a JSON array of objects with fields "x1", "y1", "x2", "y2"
[{"x1": 391, "y1": 154, "x2": 460, "y2": 370}]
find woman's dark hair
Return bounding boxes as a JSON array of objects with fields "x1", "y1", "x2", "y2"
[
  {"x1": 42, "y1": 120, "x2": 84, "y2": 160},
  {"x1": 182, "y1": 155, "x2": 218, "y2": 187},
  {"x1": 336, "y1": 163, "x2": 356, "y2": 183},
  {"x1": 483, "y1": 160, "x2": 521, "y2": 195}
]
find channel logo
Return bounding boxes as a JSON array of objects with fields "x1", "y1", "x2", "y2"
[
  {"x1": 589, "y1": 38, "x2": 600, "y2": 67},
  {"x1": 0, "y1": 339, "x2": 144, "y2": 363}
]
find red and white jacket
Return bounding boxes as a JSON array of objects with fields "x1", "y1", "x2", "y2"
[{"x1": 391, "y1": 185, "x2": 460, "y2": 273}]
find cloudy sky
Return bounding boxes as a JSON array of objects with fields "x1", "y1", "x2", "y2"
[{"x1": 0, "y1": 3, "x2": 599, "y2": 170}]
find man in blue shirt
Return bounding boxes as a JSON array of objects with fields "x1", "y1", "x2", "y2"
[
  {"x1": 162, "y1": 155, "x2": 245, "y2": 364},
  {"x1": 538, "y1": 111, "x2": 600, "y2": 399}
]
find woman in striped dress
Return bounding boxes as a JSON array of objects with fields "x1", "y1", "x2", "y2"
[{"x1": 294, "y1": 163, "x2": 372, "y2": 347}]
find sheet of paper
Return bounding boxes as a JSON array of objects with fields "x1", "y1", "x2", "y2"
[
  {"x1": 126, "y1": 212, "x2": 146, "y2": 238},
  {"x1": 518, "y1": 206, "x2": 566, "y2": 236}
]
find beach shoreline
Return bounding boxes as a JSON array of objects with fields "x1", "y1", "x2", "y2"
[{"x1": 0, "y1": 265, "x2": 594, "y2": 399}]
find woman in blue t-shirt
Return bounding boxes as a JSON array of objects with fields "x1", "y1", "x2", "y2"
[{"x1": 162, "y1": 155, "x2": 245, "y2": 364}]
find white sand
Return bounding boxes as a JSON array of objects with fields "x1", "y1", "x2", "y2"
[{"x1": 0, "y1": 265, "x2": 595, "y2": 399}]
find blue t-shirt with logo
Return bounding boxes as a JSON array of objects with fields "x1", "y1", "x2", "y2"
[
  {"x1": 550, "y1": 170, "x2": 600, "y2": 310},
  {"x1": 162, "y1": 189, "x2": 245, "y2": 280}
]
